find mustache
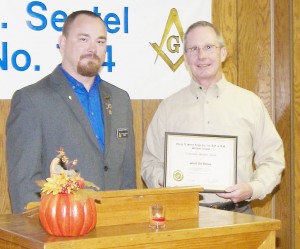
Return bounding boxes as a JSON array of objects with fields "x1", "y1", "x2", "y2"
[{"x1": 80, "y1": 54, "x2": 101, "y2": 61}]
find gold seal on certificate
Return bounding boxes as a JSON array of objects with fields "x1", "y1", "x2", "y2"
[
  {"x1": 164, "y1": 132, "x2": 237, "y2": 192},
  {"x1": 173, "y1": 170, "x2": 184, "y2": 181}
]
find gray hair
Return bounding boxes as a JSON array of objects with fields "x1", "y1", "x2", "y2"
[{"x1": 184, "y1": 21, "x2": 225, "y2": 51}]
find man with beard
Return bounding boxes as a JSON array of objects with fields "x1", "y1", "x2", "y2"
[{"x1": 6, "y1": 10, "x2": 136, "y2": 213}]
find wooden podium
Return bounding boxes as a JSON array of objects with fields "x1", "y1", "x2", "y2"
[{"x1": 0, "y1": 187, "x2": 280, "y2": 249}]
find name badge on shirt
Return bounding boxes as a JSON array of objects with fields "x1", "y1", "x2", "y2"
[{"x1": 117, "y1": 128, "x2": 129, "y2": 138}]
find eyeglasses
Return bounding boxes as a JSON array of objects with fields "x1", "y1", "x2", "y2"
[{"x1": 186, "y1": 45, "x2": 222, "y2": 55}]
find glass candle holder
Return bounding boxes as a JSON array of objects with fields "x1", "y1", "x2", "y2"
[{"x1": 149, "y1": 204, "x2": 166, "y2": 230}]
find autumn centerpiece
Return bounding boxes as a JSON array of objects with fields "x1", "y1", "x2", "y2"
[{"x1": 36, "y1": 148, "x2": 101, "y2": 237}]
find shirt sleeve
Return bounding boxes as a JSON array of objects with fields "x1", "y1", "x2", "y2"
[
  {"x1": 248, "y1": 99, "x2": 285, "y2": 200},
  {"x1": 141, "y1": 103, "x2": 166, "y2": 188}
]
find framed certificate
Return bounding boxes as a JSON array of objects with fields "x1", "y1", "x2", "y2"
[{"x1": 164, "y1": 132, "x2": 237, "y2": 192}]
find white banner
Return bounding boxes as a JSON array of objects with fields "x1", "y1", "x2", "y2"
[{"x1": 0, "y1": 0, "x2": 211, "y2": 99}]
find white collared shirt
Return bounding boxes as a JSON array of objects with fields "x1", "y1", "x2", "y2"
[{"x1": 141, "y1": 76, "x2": 285, "y2": 203}]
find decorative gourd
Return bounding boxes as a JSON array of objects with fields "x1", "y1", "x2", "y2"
[
  {"x1": 36, "y1": 148, "x2": 101, "y2": 236},
  {"x1": 39, "y1": 193, "x2": 97, "y2": 236}
]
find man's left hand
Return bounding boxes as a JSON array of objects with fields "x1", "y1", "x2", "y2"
[{"x1": 217, "y1": 183, "x2": 253, "y2": 203}]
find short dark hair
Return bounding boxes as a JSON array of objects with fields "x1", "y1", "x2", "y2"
[
  {"x1": 184, "y1": 21, "x2": 225, "y2": 51},
  {"x1": 62, "y1": 10, "x2": 104, "y2": 36}
]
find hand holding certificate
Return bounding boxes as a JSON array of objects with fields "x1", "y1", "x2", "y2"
[{"x1": 164, "y1": 132, "x2": 237, "y2": 192}]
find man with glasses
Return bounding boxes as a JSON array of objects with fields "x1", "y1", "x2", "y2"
[{"x1": 141, "y1": 21, "x2": 285, "y2": 214}]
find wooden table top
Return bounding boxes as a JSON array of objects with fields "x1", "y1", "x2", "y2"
[{"x1": 0, "y1": 207, "x2": 281, "y2": 249}]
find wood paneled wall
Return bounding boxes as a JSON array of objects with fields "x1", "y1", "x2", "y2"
[
  {"x1": 0, "y1": 0, "x2": 296, "y2": 248},
  {"x1": 274, "y1": 0, "x2": 292, "y2": 247},
  {"x1": 293, "y1": 0, "x2": 300, "y2": 248},
  {"x1": 0, "y1": 100, "x2": 11, "y2": 214},
  {"x1": 213, "y1": 1, "x2": 292, "y2": 248}
]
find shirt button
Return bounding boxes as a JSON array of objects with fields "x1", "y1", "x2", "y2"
[{"x1": 104, "y1": 166, "x2": 109, "y2": 171}]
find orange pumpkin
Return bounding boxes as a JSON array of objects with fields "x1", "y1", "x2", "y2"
[{"x1": 39, "y1": 193, "x2": 97, "y2": 236}]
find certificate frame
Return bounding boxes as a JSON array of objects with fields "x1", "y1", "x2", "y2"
[{"x1": 164, "y1": 132, "x2": 237, "y2": 192}]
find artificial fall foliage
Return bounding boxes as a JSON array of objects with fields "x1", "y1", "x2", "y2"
[{"x1": 36, "y1": 148, "x2": 101, "y2": 202}]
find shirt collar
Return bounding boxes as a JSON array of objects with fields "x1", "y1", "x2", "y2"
[
  {"x1": 189, "y1": 75, "x2": 228, "y2": 99},
  {"x1": 59, "y1": 65, "x2": 102, "y2": 92}
]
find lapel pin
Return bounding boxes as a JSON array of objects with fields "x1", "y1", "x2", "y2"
[{"x1": 104, "y1": 94, "x2": 112, "y2": 115}]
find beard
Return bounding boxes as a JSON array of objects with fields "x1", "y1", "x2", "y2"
[{"x1": 77, "y1": 54, "x2": 102, "y2": 77}]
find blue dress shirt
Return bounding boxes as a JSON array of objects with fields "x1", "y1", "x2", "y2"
[{"x1": 60, "y1": 66, "x2": 105, "y2": 150}]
